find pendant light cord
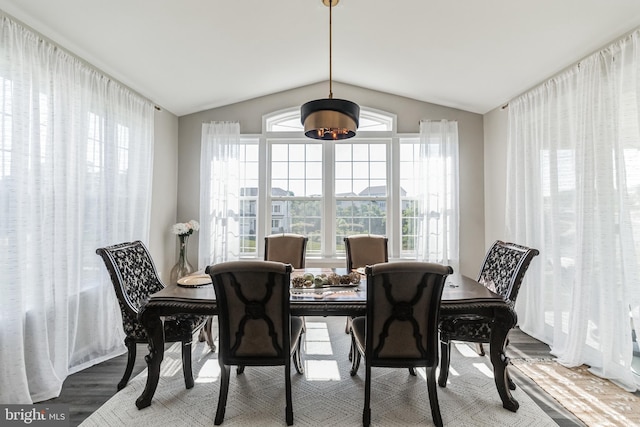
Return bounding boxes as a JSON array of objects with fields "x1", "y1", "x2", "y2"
[{"x1": 329, "y1": 0, "x2": 333, "y2": 99}]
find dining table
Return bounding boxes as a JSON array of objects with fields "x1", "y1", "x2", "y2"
[{"x1": 134, "y1": 268, "x2": 519, "y2": 413}]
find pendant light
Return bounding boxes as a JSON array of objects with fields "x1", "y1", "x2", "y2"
[{"x1": 301, "y1": 0, "x2": 360, "y2": 140}]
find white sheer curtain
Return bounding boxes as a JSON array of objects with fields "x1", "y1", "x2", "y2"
[
  {"x1": 507, "y1": 30, "x2": 640, "y2": 390},
  {"x1": 416, "y1": 120, "x2": 460, "y2": 270},
  {"x1": 0, "y1": 15, "x2": 155, "y2": 403},
  {"x1": 199, "y1": 122, "x2": 241, "y2": 268}
]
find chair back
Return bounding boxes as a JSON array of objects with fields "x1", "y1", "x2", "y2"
[
  {"x1": 96, "y1": 240, "x2": 164, "y2": 317},
  {"x1": 477, "y1": 240, "x2": 540, "y2": 304},
  {"x1": 208, "y1": 260, "x2": 293, "y2": 367},
  {"x1": 344, "y1": 234, "x2": 388, "y2": 271},
  {"x1": 264, "y1": 233, "x2": 308, "y2": 269},
  {"x1": 365, "y1": 261, "x2": 452, "y2": 367}
]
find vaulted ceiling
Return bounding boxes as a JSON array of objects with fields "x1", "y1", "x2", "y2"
[{"x1": 0, "y1": 0, "x2": 639, "y2": 116}]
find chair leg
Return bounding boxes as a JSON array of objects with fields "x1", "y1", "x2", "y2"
[
  {"x1": 236, "y1": 365, "x2": 245, "y2": 375},
  {"x1": 507, "y1": 369, "x2": 516, "y2": 390},
  {"x1": 363, "y1": 363, "x2": 372, "y2": 427},
  {"x1": 199, "y1": 316, "x2": 217, "y2": 352},
  {"x1": 181, "y1": 340, "x2": 194, "y2": 389},
  {"x1": 408, "y1": 367, "x2": 417, "y2": 376},
  {"x1": 285, "y1": 363, "x2": 294, "y2": 426},
  {"x1": 215, "y1": 364, "x2": 231, "y2": 425},
  {"x1": 117, "y1": 338, "x2": 137, "y2": 391},
  {"x1": 503, "y1": 337, "x2": 516, "y2": 390},
  {"x1": 293, "y1": 335, "x2": 305, "y2": 375},
  {"x1": 346, "y1": 317, "x2": 353, "y2": 362},
  {"x1": 426, "y1": 366, "x2": 443, "y2": 427},
  {"x1": 438, "y1": 339, "x2": 451, "y2": 387},
  {"x1": 475, "y1": 342, "x2": 485, "y2": 356},
  {"x1": 349, "y1": 333, "x2": 361, "y2": 376}
]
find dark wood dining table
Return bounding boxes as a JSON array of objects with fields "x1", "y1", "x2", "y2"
[{"x1": 135, "y1": 268, "x2": 519, "y2": 412}]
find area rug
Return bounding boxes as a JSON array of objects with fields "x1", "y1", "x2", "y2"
[
  {"x1": 512, "y1": 359, "x2": 640, "y2": 427},
  {"x1": 81, "y1": 317, "x2": 556, "y2": 427}
]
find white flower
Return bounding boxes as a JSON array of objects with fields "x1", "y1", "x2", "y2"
[
  {"x1": 188, "y1": 220, "x2": 200, "y2": 231},
  {"x1": 171, "y1": 220, "x2": 200, "y2": 236}
]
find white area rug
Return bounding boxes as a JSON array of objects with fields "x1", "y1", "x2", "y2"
[{"x1": 81, "y1": 317, "x2": 556, "y2": 426}]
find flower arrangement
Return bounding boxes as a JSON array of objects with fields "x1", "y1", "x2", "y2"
[{"x1": 171, "y1": 220, "x2": 200, "y2": 236}]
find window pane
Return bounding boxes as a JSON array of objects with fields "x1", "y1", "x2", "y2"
[
  {"x1": 289, "y1": 144, "x2": 305, "y2": 161},
  {"x1": 269, "y1": 141, "x2": 324, "y2": 252},
  {"x1": 306, "y1": 161, "x2": 322, "y2": 179},
  {"x1": 272, "y1": 144, "x2": 288, "y2": 159},
  {"x1": 353, "y1": 180, "x2": 370, "y2": 195},
  {"x1": 333, "y1": 142, "x2": 388, "y2": 254},
  {"x1": 307, "y1": 179, "x2": 322, "y2": 196},
  {"x1": 335, "y1": 144, "x2": 351, "y2": 161},
  {"x1": 353, "y1": 162, "x2": 369, "y2": 180},
  {"x1": 239, "y1": 141, "x2": 259, "y2": 255},
  {"x1": 271, "y1": 142, "x2": 323, "y2": 197},
  {"x1": 307, "y1": 144, "x2": 322, "y2": 159},
  {"x1": 370, "y1": 144, "x2": 386, "y2": 160},
  {"x1": 288, "y1": 180, "x2": 305, "y2": 196},
  {"x1": 334, "y1": 143, "x2": 387, "y2": 196},
  {"x1": 289, "y1": 161, "x2": 305, "y2": 179},
  {"x1": 272, "y1": 162, "x2": 288, "y2": 179},
  {"x1": 335, "y1": 180, "x2": 352, "y2": 195},
  {"x1": 270, "y1": 200, "x2": 322, "y2": 255},
  {"x1": 335, "y1": 162, "x2": 352, "y2": 180},
  {"x1": 336, "y1": 200, "x2": 387, "y2": 248}
]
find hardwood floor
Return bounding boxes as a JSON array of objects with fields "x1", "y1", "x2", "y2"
[
  {"x1": 45, "y1": 318, "x2": 585, "y2": 427},
  {"x1": 505, "y1": 329, "x2": 587, "y2": 427}
]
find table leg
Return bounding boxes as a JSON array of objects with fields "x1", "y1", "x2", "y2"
[
  {"x1": 490, "y1": 312, "x2": 519, "y2": 412},
  {"x1": 135, "y1": 307, "x2": 165, "y2": 409}
]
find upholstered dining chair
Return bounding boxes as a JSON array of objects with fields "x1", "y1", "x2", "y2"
[
  {"x1": 437, "y1": 240, "x2": 539, "y2": 389},
  {"x1": 349, "y1": 262, "x2": 453, "y2": 427},
  {"x1": 344, "y1": 234, "x2": 389, "y2": 272},
  {"x1": 96, "y1": 240, "x2": 210, "y2": 391},
  {"x1": 344, "y1": 234, "x2": 389, "y2": 336},
  {"x1": 206, "y1": 260, "x2": 304, "y2": 426},
  {"x1": 264, "y1": 233, "x2": 308, "y2": 269},
  {"x1": 265, "y1": 233, "x2": 309, "y2": 334}
]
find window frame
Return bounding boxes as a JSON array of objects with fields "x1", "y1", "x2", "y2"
[{"x1": 238, "y1": 107, "x2": 451, "y2": 265}]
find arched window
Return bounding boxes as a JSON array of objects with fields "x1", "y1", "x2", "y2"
[{"x1": 265, "y1": 107, "x2": 394, "y2": 132}]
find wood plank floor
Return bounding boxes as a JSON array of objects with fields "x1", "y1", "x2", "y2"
[{"x1": 44, "y1": 318, "x2": 586, "y2": 427}]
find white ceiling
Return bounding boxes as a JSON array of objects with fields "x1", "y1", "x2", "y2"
[{"x1": 0, "y1": 0, "x2": 639, "y2": 117}]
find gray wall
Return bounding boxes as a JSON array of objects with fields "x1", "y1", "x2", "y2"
[
  {"x1": 482, "y1": 106, "x2": 509, "y2": 250},
  {"x1": 177, "y1": 81, "x2": 485, "y2": 277},
  {"x1": 149, "y1": 107, "x2": 179, "y2": 282}
]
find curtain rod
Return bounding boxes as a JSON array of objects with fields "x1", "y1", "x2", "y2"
[
  {"x1": 503, "y1": 26, "x2": 639, "y2": 111},
  {"x1": 0, "y1": 10, "x2": 163, "y2": 112}
]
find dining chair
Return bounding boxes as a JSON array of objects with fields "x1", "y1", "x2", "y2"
[
  {"x1": 265, "y1": 233, "x2": 309, "y2": 336},
  {"x1": 206, "y1": 260, "x2": 304, "y2": 426},
  {"x1": 349, "y1": 261, "x2": 453, "y2": 427},
  {"x1": 264, "y1": 233, "x2": 308, "y2": 269},
  {"x1": 96, "y1": 240, "x2": 211, "y2": 391},
  {"x1": 344, "y1": 234, "x2": 389, "y2": 336},
  {"x1": 344, "y1": 234, "x2": 389, "y2": 272},
  {"x1": 438, "y1": 240, "x2": 539, "y2": 389}
]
